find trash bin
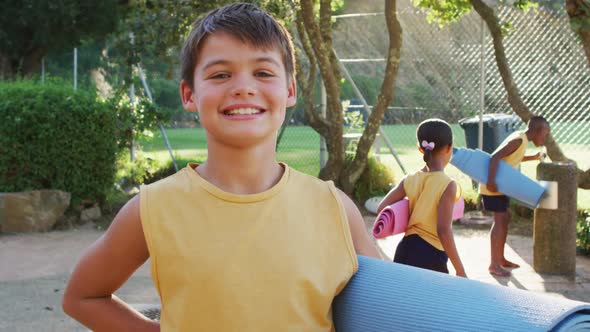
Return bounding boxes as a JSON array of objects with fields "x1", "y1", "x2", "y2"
[{"x1": 458, "y1": 113, "x2": 520, "y2": 153}]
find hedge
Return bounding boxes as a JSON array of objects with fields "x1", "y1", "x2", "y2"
[{"x1": 0, "y1": 80, "x2": 118, "y2": 205}]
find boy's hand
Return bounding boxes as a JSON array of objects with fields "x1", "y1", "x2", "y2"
[
  {"x1": 537, "y1": 151, "x2": 548, "y2": 161},
  {"x1": 486, "y1": 180, "x2": 498, "y2": 193}
]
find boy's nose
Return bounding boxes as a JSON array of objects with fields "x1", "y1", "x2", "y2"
[{"x1": 230, "y1": 76, "x2": 256, "y2": 97}]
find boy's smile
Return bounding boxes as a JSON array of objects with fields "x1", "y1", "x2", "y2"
[
  {"x1": 180, "y1": 32, "x2": 296, "y2": 148},
  {"x1": 222, "y1": 104, "x2": 265, "y2": 119}
]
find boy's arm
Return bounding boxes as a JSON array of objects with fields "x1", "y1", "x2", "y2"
[
  {"x1": 376, "y1": 181, "x2": 406, "y2": 213},
  {"x1": 62, "y1": 195, "x2": 159, "y2": 332},
  {"x1": 337, "y1": 189, "x2": 383, "y2": 259},
  {"x1": 486, "y1": 139, "x2": 521, "y2": 193},
  {"x1": 436, "y1": 181, "x2": 466, "y2": 278},
  {"x1": 522, "y1": 152, "x2": 542, "y2": 162}
]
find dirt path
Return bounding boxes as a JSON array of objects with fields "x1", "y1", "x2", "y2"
[{"x1": 0, "y1": 223, "x2": 157, "y2": 332}]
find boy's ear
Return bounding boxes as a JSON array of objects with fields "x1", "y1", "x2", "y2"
[
  {"x1": 286, "y1": 76, "x2": 297, "y2": 108},
  {"x1": 418, "y1": 146, "x2": 425, "y2": 155},
  {"x1": 180, "y1": 80, "x2": 198, "y2": 112}
]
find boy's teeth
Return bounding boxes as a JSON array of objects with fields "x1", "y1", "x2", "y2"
[{"x1": 226, "y1": 108, "x2": 262, "y2": 115}]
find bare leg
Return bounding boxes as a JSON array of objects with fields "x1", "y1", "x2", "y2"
[
  {"x1": 489, "y1": 211, "x2": 510, "y2": 276},
  {"x1": 499, "y1": 210, "x2": 520, "y2": 269}
]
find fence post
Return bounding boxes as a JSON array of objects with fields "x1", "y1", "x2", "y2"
[
  {"x1": 73, "y1": 48, "x2": 77, "y2": 91},
  {"x1": 533, "y1": 161, "x2": 578, "y2": 276}
]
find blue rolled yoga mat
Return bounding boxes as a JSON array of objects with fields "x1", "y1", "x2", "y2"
[
  {"x1": 333, "y1": 256, "x2": 590, "y2": 332},
  {"x1": 450, "y1": 147, "x2": 545, "y2": 208}
]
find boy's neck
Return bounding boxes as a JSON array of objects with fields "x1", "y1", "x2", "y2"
[{"x1": 196, "y1": 141, "x2": 283, "y2": 195}]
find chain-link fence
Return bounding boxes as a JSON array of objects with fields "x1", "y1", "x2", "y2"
[{"x1": 278, "y1": 0, "x2": 589, "y2": 188}]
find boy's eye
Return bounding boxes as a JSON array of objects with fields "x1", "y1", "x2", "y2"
[
  {"x1": 255, "y1": 71, "x2": 274, "y2": 78},
  {"x1": 210, "y1": 73, "x2": 230, "y2": 79}
]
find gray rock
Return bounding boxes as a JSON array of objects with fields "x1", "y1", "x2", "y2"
[
  {"x1": 0, "y1": 190, "x2": 71, "y2": 233},
  {"x1": 80, "y1": 205, "x2": 101, "y2": 223}
]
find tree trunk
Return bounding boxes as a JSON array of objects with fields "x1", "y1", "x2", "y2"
[
  {"x1": 0, "y1": 46, "x2": 46, "y2": 78},
  {"x1": 0, "y1": 52, "x2": 14, "y2": 79},
  {"x1": 339, "y1": 0, "x2": 403, "y2": 194},
  {"x1": 471, "y1": 0, "x2": 589, "y2": 189},
  {"x1": 566, "y1": 0, "x2": 590, "y2": 68},
  {"x1": 580, "y1": 169, "x2": 590, "y2": 189},
  {"x1": 293, "y1": 10, "x2": 327, "y2": 136},
  {"x1": 21, "y1": 47, "x2": 46, "y2": 77},
  {"x1": 299, "y1": 0, "x2": 345, "y2": 182}
]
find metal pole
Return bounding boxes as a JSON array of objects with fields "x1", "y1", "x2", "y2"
[
  {"x1": 333, "y1": 48, "x2": 407, "y2": 174},
  {"x1": 127, "y1": 32, "x2": 136, "y2": 163},
  {"x1": 320, "y1": 80, "x2": 327, "y2": 168},
  {"x1": 478, "y1": 19, "x2": 486, "y2": 150},
  {"x1": 73, "y1": 48, "x2": 77, "y2": 91},
  {"x1": 129, "y1": 83, "x2": 136, "y2": 162},
  {"x1": 137, "y1": 64, "x2": 178, "y2": 171}
]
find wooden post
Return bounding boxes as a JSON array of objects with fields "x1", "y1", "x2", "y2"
[{"x1": 533, "y1": 161, "x2": 578, "y2": 276}]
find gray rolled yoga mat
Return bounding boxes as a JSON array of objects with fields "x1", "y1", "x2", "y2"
[{"x1": 333, "y1": 255, "x2": 590, "y2": 331}]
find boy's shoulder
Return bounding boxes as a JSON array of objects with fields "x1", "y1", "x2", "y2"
[
  {"x1": 506, "y1": 130, "x2": 527, "y2": 143},
  {"x1": 283, "y1": 164, "x2": 340, "y2": 199},
  {"x1": 140, "y1": 164, "x2": 192, "y2": 194},
  {"x1": 287, "y1": 165, "x2": 335, "y2": 188}
]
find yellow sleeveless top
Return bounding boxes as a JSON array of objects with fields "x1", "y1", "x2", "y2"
[
  {"x1": 404, "y1": 171, "x2": 458, "y2": 251},
  {"x1": 479, "y1": 130, "x2": 528, "y2": 196},
  {"x1": 139, "y1": 163, "x2": 357, "y2": 331}
]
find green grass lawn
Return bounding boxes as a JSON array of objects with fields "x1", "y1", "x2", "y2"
[{"x1": 140, "y1": 124, "x2": 590, "y2": 210}]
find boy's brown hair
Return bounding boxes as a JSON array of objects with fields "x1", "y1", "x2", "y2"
[{"x1": 180, "y1": 2, "x2": 296, "y2": 88}]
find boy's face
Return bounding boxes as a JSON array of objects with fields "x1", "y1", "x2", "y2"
[
  {"x1": 531, "y1": 124, "x2": 550, "y2": 146},
  {"x1": 180, "y1": 32, "x2": 296, "y2": 148}
]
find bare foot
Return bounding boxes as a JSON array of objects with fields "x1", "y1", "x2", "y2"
[
  {"x1": 489, "y1": 265, "x2": 511, "y2": 277},
  {"x1": 501, "y1": 260, "x2": 520, "y2": 269}
]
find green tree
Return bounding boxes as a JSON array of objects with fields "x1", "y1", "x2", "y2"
[
  {"x1": 415, "y1": 0, "x2": 590, "y2": 189},
  {"x1": 293, "y1": 0, "x2": 403, "y2": 194},
  {"x1": 566, "y1": 0, "x2": 590, "y2": 68},
  {"x1": 0, "y1": 0, "x2": 124, "y2": 78}
]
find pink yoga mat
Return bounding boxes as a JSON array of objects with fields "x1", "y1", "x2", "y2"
[
  {"x1": 372, "y1": 199, "x2": 409, "y2": 239},
  {"x1": 372, "y1": 197, "x2": 465, "y2": 239},
  {"x1": 452, "y1": 197, "x2": 465, "y2": 221}
]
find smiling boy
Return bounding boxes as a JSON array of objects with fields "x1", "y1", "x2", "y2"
[{"x1": 63, "y1": 3, "x2": 380, "y2": 331}]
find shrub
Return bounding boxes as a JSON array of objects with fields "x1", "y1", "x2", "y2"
[
  {"x1": 115, "y1": 153, "x2": 161, "y2": 189},
  {"x1": 577, "y1": 210, "x2": 590, "y2": 255},
  {"x1": 0, "y1": 80, "x2": 118, "y2": 206},
  {"x1": 148, "y1": 77, "x2": 183, "y2": 115},
  {"x1": 461, "y1": 188, "x2": 480, "y2": 211},
  {"x1": 115, "y1": 152, "x2": 196, "y2": 188},
  {"x1": 108, "y1": 91, "x2": 171, "y2": 152},
  {"x1": 347, "y1": 154, "x2": 395, "y2": 204}
]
